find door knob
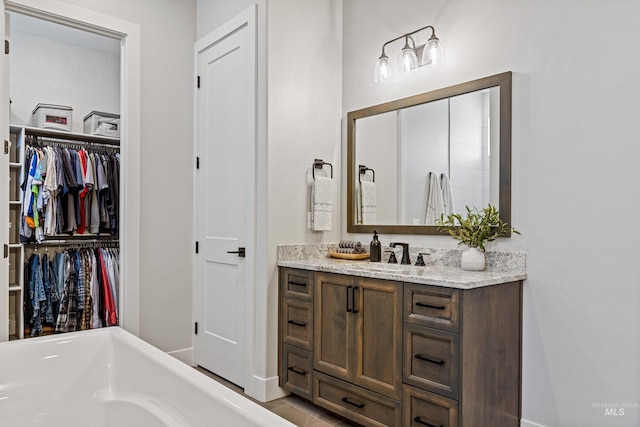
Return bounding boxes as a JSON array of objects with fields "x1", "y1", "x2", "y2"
[{"x1": 227, "y1": 247, "x2": 246, "y2": 258}]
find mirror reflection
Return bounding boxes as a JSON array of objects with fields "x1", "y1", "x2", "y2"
[
  {"x1": 355, "y1": 88, "x2": 500, "y2": 225},
  {"x1": 347, "y1": 72, "x2": 511, "y2": 235}
]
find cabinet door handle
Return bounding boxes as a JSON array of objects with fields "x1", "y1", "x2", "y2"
[
  {"x1": 413, "y1": 416, "x2": 442, "y2": 427},
  {"x1": 346, "y1": 286, "x2": 352, "y2": 312},
  {"x1": 3, "y1": 244, "x2": 7, "y2": 259},
  {"x1": 287, "y1": 366, "x2": 306, "y2": 375},
  {"x1": 288, "y1": 281, "x2": 307, "y2": 287},
  {"x1": 352, "y1": 286, "x2": 359, "y2": 314},
  {"x1": 414, "y1": 354, "x2": 445, "y2": 365},
  {"x1": 287, "y1": 320, "x2": 306, "y2": 327},
  {"x1": 415, "y1": 302, "x2": 445, "y2": 310},
  {"x1": 341, "y1": 397, "x2": 365, "y2": 409}
]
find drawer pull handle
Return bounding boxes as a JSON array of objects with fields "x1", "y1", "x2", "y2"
[
  {"x1": 415, "y1": 354, "x2": 445, "y2": 365},
  {"x1": 341, "y1": 397, "x2": 365, "y2": 409},
  {"x1": 287, "y1": 367, "x2": 306, "y2": 375},
  {"x1": 288, "y1": 281, "x2": 307, "y2": 287},
  {"x1": 288, "y1": 320, "x2": 307, "y2": 327},
  {"x1": 415, "y1": 302, "x2": 445, "y2": 310},
  {"x1": 413, "y1": 416, "x2": 442, "y2": 427},
  {"x1": 346, "y1": 286, "x2": 352, "y2": 312},
  {"x1": 352, "y1": 286, "x2": 359, "y2": 314}
]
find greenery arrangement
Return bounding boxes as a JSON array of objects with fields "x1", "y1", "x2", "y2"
[{"x1": 437, "y1": 205, "x2": 520, "y2": 251}]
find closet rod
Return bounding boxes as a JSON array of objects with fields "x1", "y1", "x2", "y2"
[
  {"x1": 27, "y1": 135, "x2": 120, "y2": 150},
  {"x1": 24, "y1": 127, "x2": 120, "y2": 146},
  {"x1": 26, "y1": 238, "x2": 119, "y2": 246}
]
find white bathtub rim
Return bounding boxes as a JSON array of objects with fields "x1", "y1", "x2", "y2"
[{"x1": 1, "y1": 328, "x2": 295, "y2": 427}]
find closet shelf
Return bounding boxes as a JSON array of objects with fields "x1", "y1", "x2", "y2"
[
  {"x1": 9, "y1": 286, "x2": 22, "y2": 292},
  {"x1": 15, "y1": 124, "x2": 120, "y2": 146},
  {"x1": 9, "y1": 201, "x2": 21, "y2": 205},
  {"x1": 9, "y1": 162, "x2": 21, "y2": 168},
  {"x1": 8, "y1": 243, "x2": 22, "y2": 249}
]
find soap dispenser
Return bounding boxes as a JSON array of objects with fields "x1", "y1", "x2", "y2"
[{"x1": 369, "y1": 230, "x2": 381, "y2": 262}]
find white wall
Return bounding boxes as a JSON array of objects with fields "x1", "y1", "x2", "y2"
[
  {"x1": 56, "y1": 0, "x2": 196, "y2": 358},
  {"x1": 9, "y1": 29, "x2": 120, "y2": 133},
  {"x1": 343, "y1": 1, "x2": 640, "y2": 426},
  {"x1": 266, "y1": 0, "x2": 343, "y2": 391}
]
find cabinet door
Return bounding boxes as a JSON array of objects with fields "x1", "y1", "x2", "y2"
[
  {"x1": 314, "y1": 272, "x2": 354, "y2": 380},
  {"x1": 353, "y1": 277, "x2": 403, "y2": 400}
]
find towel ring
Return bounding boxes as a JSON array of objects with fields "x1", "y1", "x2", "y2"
[
  {"x1": 313, "y1": 158, "x2": 333, "y2": 179},
  {"x1": 358, "y1": 165, "x2": 375, "y2": 183}
]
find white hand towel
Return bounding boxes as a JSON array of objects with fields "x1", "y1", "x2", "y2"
[
  {"x1": 440, "y1": 173, "x2": 455, "y2": 217},
  {"x1": 311, "y1": 176, "x2": 333, "y2": 231},
  {"x1": 355, "y1": 183, "x2": 362, "y2": 224},
  {"x1": 359, "y1": 181, "x2": 377, "y2": 225},
  {"x1": 424, "y1": 172, "x2": 445, "y2": 225}
]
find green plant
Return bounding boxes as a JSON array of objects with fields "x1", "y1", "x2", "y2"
[{"x1": 437, "y1": 205, "x2": 520, "y2": 251}]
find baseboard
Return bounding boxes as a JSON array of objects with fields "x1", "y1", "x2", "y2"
[
  {"x1": 521, "y1": 419, "x2": 549, "y2": 427},
  {"x1": 244, "y1": 374, "x2": 289, "y2": 403},
  {"x1": 167, "y1": 347, "x2": 194, "y2": 365}
]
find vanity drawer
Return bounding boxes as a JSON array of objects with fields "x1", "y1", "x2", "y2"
[
  {"x1": 314, "y1": 372, "x2": 402, "y2": 427},
  {"x1": 403, "y1": 384, "x2": 458, "y2": 427},
  {"x1": 282, "y1": 298, "x2": 313, "y2": 350},
  {"x1": 281, "y1": 268, "x2": 313, "y2": 301},
  {"x1": 403, "y1": 324, "x2": 459, "y2": 399},
  {"x1": 281, "y1": 344, "x2": 313, "y2": 400},
  {"x1": 404, "y1": 284, "x2": 459, "y2": 333}
]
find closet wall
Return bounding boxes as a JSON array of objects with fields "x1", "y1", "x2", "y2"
[{"x1": 9, "y1": 15, "x2": 120, "y2": 131}]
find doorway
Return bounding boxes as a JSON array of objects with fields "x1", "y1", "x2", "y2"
[{"x1": 0, "y1": 0, "x2": 141, "y2": 340}]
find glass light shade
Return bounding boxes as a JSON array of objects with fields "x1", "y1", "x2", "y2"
[
  {"x1": 397, "y1": 45, "x2": 418, "y2": 75},
  {"x1": 374, "y1": 54, "x2": 393, "y2": 83},
  {"x1": 422, "y1": 38, "x2": 445, "y2": 67}
]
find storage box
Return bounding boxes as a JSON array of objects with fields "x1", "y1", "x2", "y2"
[
  {"x1": 32, "y1": 103, "x2": 73, "y2": 132},
  {"x1": 83, "y1": 111, "x2": 120, "y2": 138}
]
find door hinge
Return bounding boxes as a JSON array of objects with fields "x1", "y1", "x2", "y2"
[
  {"x1": 195, "y1": 241, "x2": 199, "y2": 254},
  {"x1": 197, "y1": 75, "x2": 200, "y2": 89},
  {"x1": 4, "y1": 140, "x2": 8, "y2": 155},
  {"x1": 196, "y1": 157, "x2": 200, "y2": 169},
  {"x1": 4, "y1": 40, "x2": 8, "y2": 55},
  {"x1": 195, "y1": 322, "x2": 198, "y2": 335}
]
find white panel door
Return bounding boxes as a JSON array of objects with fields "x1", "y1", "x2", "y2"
[
  {"x1": 1, "y1": 9, "x2": 10, "y2": 343},
  {"x1": 195, "y1": 13, "x2": 255, "y2": 387}
]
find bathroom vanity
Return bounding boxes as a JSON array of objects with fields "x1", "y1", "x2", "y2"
[{"x1": 278, "y1": 249, "x2": 525, "y2": 427}]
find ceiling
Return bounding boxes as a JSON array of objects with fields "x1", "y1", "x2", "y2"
[{"x1": 9, "y1": 12, "x2": 121, "y2": 56}]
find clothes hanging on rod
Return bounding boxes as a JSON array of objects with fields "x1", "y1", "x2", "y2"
[
  {"x1": 19, "y1": 138, "x2": 120, "y2": 243},
  {"x1": 24, "y1": 245, "x2": 119, "y2": 337}
]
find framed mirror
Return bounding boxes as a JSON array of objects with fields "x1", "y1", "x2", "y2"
[{"x1": 347, "y1": 72, "x2": 512, "y2": 235}]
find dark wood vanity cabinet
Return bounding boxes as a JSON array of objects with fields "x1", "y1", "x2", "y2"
[
  {"x1": 313, "y1": 272, "x2": 403, "y2": 400},
  {"x1": 279, "y1": 267, "x2": 522, "y2": 427}
]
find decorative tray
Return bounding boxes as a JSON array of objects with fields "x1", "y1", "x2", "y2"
[{"x1": 329, "y1": 251, "x2": 370, "y2": 260}]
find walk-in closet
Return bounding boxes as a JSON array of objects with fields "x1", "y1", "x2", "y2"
[{"x1": 4, "y1": 12, "x2": 122, "y2": 340}]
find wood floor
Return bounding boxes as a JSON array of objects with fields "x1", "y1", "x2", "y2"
[{"x1": 195, "y1": 367, "x2": 359, "y2": 427}]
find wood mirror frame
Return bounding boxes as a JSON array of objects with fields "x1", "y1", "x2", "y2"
[{"x1": 347, "y1": 71, "x2": 512, "y2": 235}]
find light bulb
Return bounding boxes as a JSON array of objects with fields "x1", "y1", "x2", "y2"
[
  {"x1": 374, "y1": 52, "x2": 394, "y2": 83},
  {"x1": 396, "y1": 37, "x2": 418, "y2": 75},
  {"x1": 422, "y1": 36, "x2": 445, "y2": 67}
]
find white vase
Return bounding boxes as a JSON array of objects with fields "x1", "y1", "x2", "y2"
[{"x1": 460, "y1": 247, "x2": 486, "y2": 271}]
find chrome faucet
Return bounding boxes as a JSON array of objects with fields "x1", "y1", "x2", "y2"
[{"x1": 390, "y1": 243, "x2": 411, "y2": 265}]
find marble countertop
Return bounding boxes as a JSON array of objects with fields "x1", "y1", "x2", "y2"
[{"x1": 277, "y1": 257, "x2": 527, "y2": 290}]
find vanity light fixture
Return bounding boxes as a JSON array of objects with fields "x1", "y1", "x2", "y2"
[{"x1": 374, "y1": 25, "x2": 445, "y2": 83}]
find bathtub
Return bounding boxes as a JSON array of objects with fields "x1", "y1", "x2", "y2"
[{"x1": 0, "y1": 328, "x2": 294, "y2": 427}]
